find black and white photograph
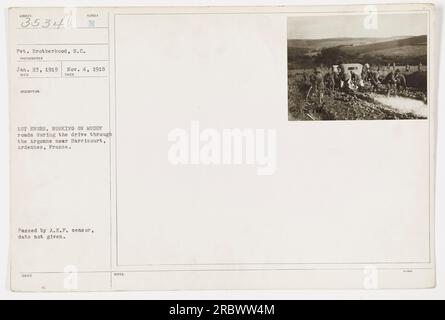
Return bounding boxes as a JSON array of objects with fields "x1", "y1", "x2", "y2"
[{"x1": 288, "y1": 13, "x2": 429, "y2": 121}]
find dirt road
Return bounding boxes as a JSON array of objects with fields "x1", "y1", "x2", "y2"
[{"x1": 288, "y1": 73, "x2": 428, "y2": 121}]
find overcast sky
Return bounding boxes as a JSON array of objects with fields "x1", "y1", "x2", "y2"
[{"x1": 288, "y1": 13, "x2": 428, "y2": 40}]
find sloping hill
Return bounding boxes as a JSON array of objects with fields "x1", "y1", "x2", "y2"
[
  {"x1": 287, "y1": 36, "x2": 407, "y2": 49},
  {"x1": 288, "y1": 35, "x2": 427, "y2": 69},
  {"x1": 341, "y1": 35, "x2": 427, "y2": 57}
]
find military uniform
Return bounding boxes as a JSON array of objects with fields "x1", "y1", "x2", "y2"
[
  {"x1": 396, "y1": 73, "x2": 407, "y2": 92},
  {"x1": 384, "y1": 71, "x2": 396, "y2": 97},
  {"x1": 306, "y1": 68, "x2": 325, "y2": 108},
  {"x1": 369, "y1": 70, "x2": 380, "y2": 91}
]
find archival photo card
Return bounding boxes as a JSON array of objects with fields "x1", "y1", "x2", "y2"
[
  {"x1": 287, "y1": 12, "x2": 429, "y2": 121},
  {"x1": 8, "y1": 4, "x2": 436, "y2": 292}
]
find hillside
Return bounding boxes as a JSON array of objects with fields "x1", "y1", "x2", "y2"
[
  {"x1": 341, "y1": 35, "x2": 427, "y2": 57},
  {"x1": 287, "y1": 37, "x2": 406, "y2": 49},
  {"x1": 288, "y1": 35, "x2": 427, "y2": 69}
]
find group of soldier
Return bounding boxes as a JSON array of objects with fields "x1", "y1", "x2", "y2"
[{"x1": 301, "y1": 61, "x2": 423, "y2": 107}]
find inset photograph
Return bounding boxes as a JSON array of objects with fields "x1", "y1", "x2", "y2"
[{"x1": 287, "y1": 13, "x2": 428, "y2": 121}]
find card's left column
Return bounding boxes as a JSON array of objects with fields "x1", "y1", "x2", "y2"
[{"x1": 9, "y1": 7, "x2": 113, "y2": 292}]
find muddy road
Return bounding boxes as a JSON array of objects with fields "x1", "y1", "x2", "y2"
[{"x1": 288, "y1": 73, "x2": 428, "y2": 121}]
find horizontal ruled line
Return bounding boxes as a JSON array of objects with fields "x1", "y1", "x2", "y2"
[
  {"x1": 17, "y1": 27, "x2": 108, "y2": 30},
  {"x1": 16, "y1": 43, "x2": 109, "y2": 46},
  {"x1": 17, "y1": 60, "x2": 109, "y2": 62},
  {"x1": 19, "y1": 76, "x2": 108, "y2": 79}
]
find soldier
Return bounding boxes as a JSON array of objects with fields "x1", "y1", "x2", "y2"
[
  {"x1": 306, "y1": 67, "x2": 325, "y2": 110},
  {"x1": 338, "y1": 66, "x2": 346, "y2": 89},
  {"x1": 405, "y1": 64, "x2": 411, "y2": 73},
  {"x1": 324, "y1": 66, "x2": 336, "y2": 95},
  {"x1": 349, "y1": 71, "x2": 361, "y2": 90},
  {"x1": 300, "y1": 69, "x2": 312, "y2": 104},
  {"x1": 395, "y1": 69, "x2": 407, "y2": 92},
  {"x1": 362, "y1": 63, "x2": 370, "y2": 82},
  {"x1": 306, "y1": 68, "x2": 316, "y2": 100},
  {"x1": 350, "y1": 71, "x2": 357, "y2": 84},
  {"x1": 333, "y1": 66, "x2": 341, "y2": 90},
  {"x1": 383, "y1": 69, "x2": 397, "y2": 97},
  {"x1": 369, "y1": 67, "x2": 381, "y2": 92},
  {"x1": 418, "y1": 61, "x2": 423, "y2": 72}
]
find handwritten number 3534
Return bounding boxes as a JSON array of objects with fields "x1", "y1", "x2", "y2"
[{"x1": 21, "y1": 17, "x2": 65, "y2": 29}]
